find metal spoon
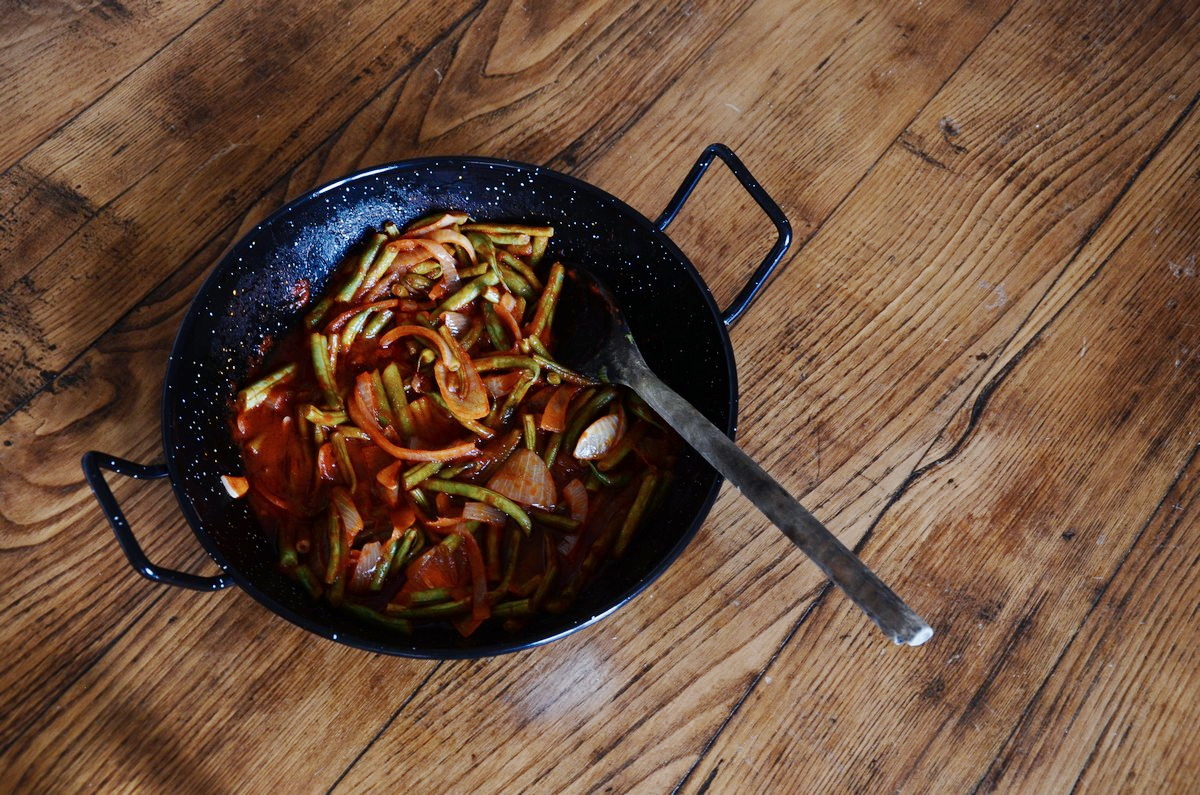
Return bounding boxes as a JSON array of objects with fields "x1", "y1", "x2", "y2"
[{"x1": 555, "y1": 266, "x2": 933, "y2": 646}]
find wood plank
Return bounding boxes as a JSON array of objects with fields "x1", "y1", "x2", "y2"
[
  {"x1": 0, "y1": 0, "x2": 1016, "y2": 788},
  {"x1": 978, "y1": 444, "x2": 1200, "y2": 792},
  {"x1": 677, "y1": 52, "x2": 1200, "y2": 793},
  {"x1": 0, "y1": 0, "x2": 220, "y2": 169}
]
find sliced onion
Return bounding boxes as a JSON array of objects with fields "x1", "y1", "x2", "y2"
[
  {"x1": 483, "y1": 371, "x2": 523, "y2": 398},
  {"x1": 349, "y1": 542, "x2": 383, "y2": 593},
  {"x1": 494, "y1": 300, "x2": 522, "y2": 343},
  {"x1": 221, "y1": 475, "x2": 249, "y2": 498},
  {"x1": 488, "y1": 448, "x2": 557, "y2": 509},
  {"x1": 555, "y1": 534, "x2": 577, "y2": 558},
  {"x1": 441, "y1": 311, "x2": 470, "y2": 337},
  {"x1": 330, "y1": 486, "x2": 364, "y2": 540},
  {"x1": 463, "y1": 501, "x2": 508, "y2": 526},
  {"x1": 540, "y1": 386, "x2": 580, "y2": 432},
  {"x1": 404, "y1": 212, "x2": 468, "y2": 236},
  {"x1": 376, "y1": 460, "x2": 403, "y2": 491},
  {"x1": 427, "y1": 228, "x2": 476, "y2": 264},
  {"x1": 562, "y1": 479, "x2": 588, "y2": 523},
  {"x1": 573, "y1": 413, "x2": 621, "y2": 460}
]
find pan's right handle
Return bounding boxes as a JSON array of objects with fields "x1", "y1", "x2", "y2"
[
  {"x1": 655, "y1": 143, "x2": 792, "y2": 327},
  {"x1": 82, "y1": 452, "x2": 234, "y2": 591}
]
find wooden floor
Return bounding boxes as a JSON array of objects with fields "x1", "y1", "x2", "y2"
[{"x1": 3, "y1": 0, "x2": 1199, "y2": 791}]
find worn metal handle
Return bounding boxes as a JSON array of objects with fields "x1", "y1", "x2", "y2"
[
  {"x1": 656, "y1": 143, "x2": 793, "y2": 327},
  {"x1": 82, "y1": 451, "x2": 233, "y2": 591},
  {"x1": 617, "y1": 362, "x2": 933, "y2": 646}
]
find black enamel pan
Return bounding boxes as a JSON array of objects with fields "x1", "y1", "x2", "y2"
[{"x1": 83, "y1": 144, "x2": 791, "y2": 658}]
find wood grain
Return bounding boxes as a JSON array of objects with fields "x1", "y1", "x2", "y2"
[
  {"x1": 678, "y1": 16, "x2": 1200, "y2": 789},
  {"x1": 3, "y1": 0, "x2": 1200, "y2": 791}
]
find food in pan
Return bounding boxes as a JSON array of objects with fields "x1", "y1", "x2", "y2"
[{"x1": 228, "y1": 212, "x2": 678, "y2": 636}]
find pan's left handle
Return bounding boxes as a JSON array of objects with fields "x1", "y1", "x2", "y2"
[
  {"x1": 82, "y1": 452, "x2": 234, "y2": 591},
  {"x1": 656, "y1": 143, "x2": 792, "y2": 328}
]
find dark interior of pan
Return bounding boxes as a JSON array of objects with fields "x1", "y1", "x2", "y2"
[{"x1": 163, "y1": 157, "x2": 737, "y2": 657}]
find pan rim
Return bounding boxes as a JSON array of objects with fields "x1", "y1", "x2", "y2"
[{"x1": 161, "y1": 154, "x2": 739, "y2": 658}]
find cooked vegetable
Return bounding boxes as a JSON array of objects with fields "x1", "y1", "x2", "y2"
[{"x1": 229, "y1": 213, "x2": 678, "y2": 637}]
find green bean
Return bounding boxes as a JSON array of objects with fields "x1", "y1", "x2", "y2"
[
  {"x1": 498, "y1": 527, "x2": 521, "y2": 594},
  {"x1": 492, "y1": 598, "x2": 531, "y2": 618},
  {"x1": 627, "y1": 393, "x2": 665, "y2": 429},
  {"x1": 341, "y1": 308, "x2": 372, "y2": 351},
  {"x1": 337, "y1": 232, "x2": 387, "y2": 301},
  {"x1": 382, "y1": 220, "x2": 402, "y2": 238},
  {"x1": 466, "y1": 232, "x2": 500, "y2": 283},
  {"x1": 531, "y1": 350, "x2": 596, "y2": 386},
  {"x1": 542, "y1": 432, "x2": 562, "y2": 468},
  {"x1": 596, "y1": 420, "x2": 640, "y2": 471},
  {"x1": 498, "y1": 265, "x2": 536, "y2": 302},
  {"x1": 303, "y1": 405, "x2": 347, "y2": 426},
  {"x1": 458, "y1": 319, "x2": 485, "y2": 352},
  {"x1": 293, "y1": 565, "x2": 322, "y2": 598},
  {"x1": 527, "y1": 261, "x2": 564, "y2": 341},
  {"x1": 411, "y1": 260, "x2": 441, "y2": 277},
  {"x1": 389, "y1": 528, "x2": 417, "y2": 574},
  {"x1": 529, "y1": 235, "x2": 549, "y2": 267},
  {"x1": 649, "y1": 471, "x2": 674, "y2": 513},
  {"x1": 370, "y1": 369, "x2": 396, "y2": 428},
  {"x1": 613, "y1": 470, "x2": 659, "y2": 559},
  {"x1": 342, "y1": 604, "x2": 412, "y2": 633},
  {"x1": 485, "y1": 523, "x2": 502, "y2": 582},
  {"x1": 403, "y1": 461, "x2": 442, "y2": 490},
  {"x1": 408, "y1": 587, "x2": 453, "y2": 605},
  {"x1": 421, "y1": 479, "x2": 532, "y2": 533},
  {"x1": 497, "y1": 249, "x2": 543, "y2": 291},
  {"x1": 309, "y1": 333, "x2": 341, "y2": 409},
  {"x1": 386, "y1": 598, "x2": 470, "y2": 619},
  {"x1": 484, "y1": 231, "x2": 531, "y2": 246},
  {"x1": 473, "y1": 354, "x2": 541, "y2": 377},
  {"x1": 409, "y1": 487, "x2": 431, "y2": 513},
  {"x1": 403, "y1": 272, "x2": 434, "y2": 292},
  {"x1": 522, "y1": 414, "x2": 537, "y2": 451},
  {"x1": 457, "y1": 262, "x2": 489, "y2": 279},
  {"x1": 324, "y1": 509, "x2": 342, "y2": 585},
  {"x1": 363, "y1": 309, "x2": 393, "y2": 338},
  {"x1": 370, "y1": 534, "x2": 400, "y2": 591},
  {"x1": 331, "y1": 431, "x2": 356, "y2": 491},
  {"x1": 304, "y1": 296, "x2": 334, "y2": 330},
  {"x1": 435, "y1": 271, "x2": 498, "y2": 314},
  {"x1": 482, "y1": 301, "x2": 510, "y2": 351},
  {"x1": 462, "y1": 222, "x2": 554, "y2": 237},
  {"x1": 531, "y1": 546, "x2": 557, "y2": 610},
  {"x1": 238, "y1": 364, "x2": 297, "y2": 410},
  {"x1": 437, "y1": 462, "x2": 471, "y2": 480},
  {"x1": 529, "y1": 509, "x2": 579, "y2": 532},
  {"x1": 338, "y1": 426, "x2": 370, "y2": 441},
  {"x1": 588, "y1": 462, "x2": 631, "y2": 489},
  {"x1": 355, "y1": 244, "x2": 399, "y2": 300},
  {"x1": 381, "y1": 363, "x2": 415, "y2": 440}
]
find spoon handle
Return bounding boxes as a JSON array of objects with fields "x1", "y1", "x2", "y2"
[{"x1": 623, "y1": 365, "x2": 933, "y2": 646}]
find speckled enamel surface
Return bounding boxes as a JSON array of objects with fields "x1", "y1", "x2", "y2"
[{"x1": 162, "y1": 157, "x2": 741, "y2": 657}]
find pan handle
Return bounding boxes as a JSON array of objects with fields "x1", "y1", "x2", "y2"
[
  {"x1": 655, "y1": 143, "x2": 792, "y2": 327},
  {"x1": 82, "y1": 451, "x2": 234, "y2": 591}
]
